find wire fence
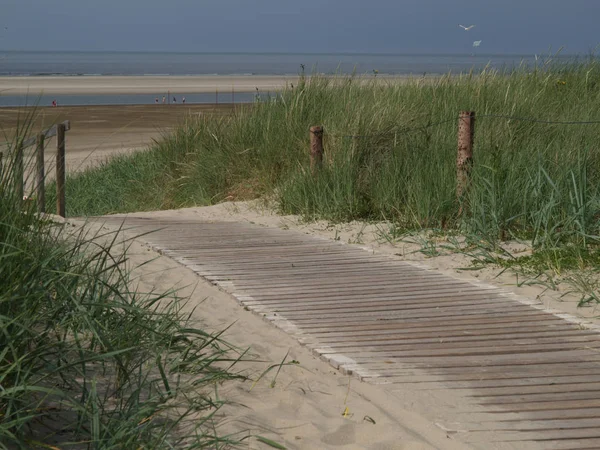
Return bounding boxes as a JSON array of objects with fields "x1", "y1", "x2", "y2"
[{"x1": 324, "y1": 113, "x2": 600, "y2": 140}]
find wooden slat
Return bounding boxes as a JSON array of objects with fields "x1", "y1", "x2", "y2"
[{"x1": 21, "y1": 120, "x2": 70, "y2": 148}]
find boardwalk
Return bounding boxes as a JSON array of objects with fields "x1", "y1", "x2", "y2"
[{"x1": 96, "y1": 215, "x2": 600, "y2": 449}]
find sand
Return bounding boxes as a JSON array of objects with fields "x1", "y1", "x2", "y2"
[{"x1": 0, "y1": 75, "x2": 298, "y2": 96}]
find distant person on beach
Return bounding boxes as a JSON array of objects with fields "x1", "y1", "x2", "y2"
[
  {"x1": 182, "y1": 97, "x2": 186, "y2": 104},
  {"x1": 155, "y1": 97, "x2": 159, "y2": 104},
  {"x1": 173, "y1": 96, "x2": 177, "y2": 103},
  {"x1": 52, "y1": 100, "x2": 57, "y2": 107},
  {"x1": 162, "y1": 96, "x2": 166, "y2": 104}
]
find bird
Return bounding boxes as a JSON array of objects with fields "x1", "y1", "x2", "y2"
[
  {"x1": 459, "y1": 24, "x2": 476, "y2": 31},
  {"x1": 473, "y1": 40, "x2": 482, "y2": 48}
]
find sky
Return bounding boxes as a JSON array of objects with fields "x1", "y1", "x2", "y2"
[{"x1": 1, "y1": 0, "x2": 599, "y2": 55}]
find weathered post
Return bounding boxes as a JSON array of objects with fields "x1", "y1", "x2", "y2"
[
  {"x1": 36, "y1": 133, "x2": 45, "y2": 213},
  {"x1": 457, "y1": 111, "x2": 475, "y2": 201},
  {"x1": 56, "y1": 123, "x2": 66, "y2": 218},
  {"x1": 14, "y1": 140, "x2": 24, "y2": 201},
  {"x1": 309, "y1": 126, "x2": 324, "y2": 172}
]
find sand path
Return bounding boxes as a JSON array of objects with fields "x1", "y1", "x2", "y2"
[{"x1": 81, "y1": 209, "x2": 600, "y2": 450}]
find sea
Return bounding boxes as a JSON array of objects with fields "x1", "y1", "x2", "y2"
[{"x1": 0, "y1": 51, "x2": 580, "y2": 107}]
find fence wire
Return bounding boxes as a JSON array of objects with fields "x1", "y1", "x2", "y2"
[
  {"x1": 478, "y1": 114, "x2": 600, "y2": 125},
  {"x1": 323, "y1": 113, "x2": 600, "y2": 140}
]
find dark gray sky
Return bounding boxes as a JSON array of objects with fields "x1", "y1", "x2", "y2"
[{"x1": 2, "y1": 0, "x2": 598, "y2": 54}]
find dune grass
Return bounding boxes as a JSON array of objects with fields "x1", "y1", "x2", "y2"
[
  {"x1": 58, "y1": 59, "x2": 600, "y2": 278},
  {"x1": 1, "y1": 121, "x2": 245, "y2": 448}
]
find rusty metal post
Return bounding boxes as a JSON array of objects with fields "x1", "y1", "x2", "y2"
[
  {"x1": 36, "y1": 133, "x2": 45, "y2": 213},
  {"x1": 56, "y1": 123, "x2": 66, "y2": 218},
  {"x1": 310, "y1": 126, "x2": 324, "y2": 172},
  {"x1": 457, "y1": 111, "x2": 475, "y2": 201}
]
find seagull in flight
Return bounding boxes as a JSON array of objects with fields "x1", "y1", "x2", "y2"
[{"x1": 459, "y1": 24, "x2": 476, "y2": 31}]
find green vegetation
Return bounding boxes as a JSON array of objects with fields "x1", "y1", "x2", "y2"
[
  {"x1": 1, "y1": 122, "x2": 244, "y2": 448},
  {"x1": 59, "y1": 60, "x2": 600, "y2": 294}
]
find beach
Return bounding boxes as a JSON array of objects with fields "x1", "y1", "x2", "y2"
[
  {"x1": 0, "y1": 75, "x2": 299, "y2": 96},
  {"x1": 0, "y1": 104, "x2": 235, "y2": 189}
]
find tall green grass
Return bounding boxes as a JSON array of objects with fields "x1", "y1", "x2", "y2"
[
  {"x1": 1, "y1": 118, "x2": 244, "y2": 448},
  {"x1": 62, "y1": 60, "x2": 600, "y2": 263}
]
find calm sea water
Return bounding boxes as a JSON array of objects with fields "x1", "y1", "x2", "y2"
[{"x1": 0, "y1": 51, "x2": 580, "y2": 106}]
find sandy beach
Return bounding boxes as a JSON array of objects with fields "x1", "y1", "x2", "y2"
[
  {"x1": 0, "y1": 104, "x2": 236, "y2": 191},
  {"x1": 0, "y1": 75, "x2": 299, "y2": 96}
]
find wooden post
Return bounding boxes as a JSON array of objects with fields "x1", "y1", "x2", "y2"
[
  {"x1": 36, "y1": 133, "x2": 45, "y2": 213},
  {"x1": 309, "y1": 126, "x2": 324, "y2": 172},
  {"x1": 56, "y1": 123, "x2": 66, "y2": 218},
  {"x1": 457, "y1": 111, "x2": 475, "y2": 200},
  {"x1": 14, "y1": 140, "x2": 23, "y2": 200}
]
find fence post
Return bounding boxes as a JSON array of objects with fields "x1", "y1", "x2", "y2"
[
  {"x1": 36, "y1": 133, "x2": 45, "y2": 213},
  {"x1": 56, "y1": 123, "x2": 66, "y2": 218},
  {"x1": 309, "y1": 126, "x2": 324, "y2": 172},
  {"x1": 457, "y1": 111, "x2": 475, "y2": 201},
  {"x1": 14, "y1": 140, "x2": 24, "y2": 201}
]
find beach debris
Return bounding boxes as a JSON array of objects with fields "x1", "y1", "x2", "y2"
[
  {"x1": 459, "y1": 24, "x2": 476, "y2": 31},
  {"x1": 363, "y1": 415, "x2": 376, "y2": 424},
  {"x1": 473, "y1": 40, "x2": 482, "y2": 48}
]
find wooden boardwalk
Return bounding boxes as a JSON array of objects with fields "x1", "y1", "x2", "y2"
[{"x1": 96, "y1": 216, "x2": 600, "y2": 449}]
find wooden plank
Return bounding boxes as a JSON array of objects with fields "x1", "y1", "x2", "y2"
[
  {"x1": 477, "y1": 390, "x2": 600, "y2": 404},
  {"x1": 320, "y1": 330, "x2": 596, "y2": 348},
  {"x1": 312, "y1": 323, "x2": 579, "y2": 341},
  {"x1": 55, "y1": 123, "x2": 66, "y2": 218},
  {"x1": 21, "y1": 120, "x2": 70, "y2": 148},
  {"x1": 238, "y1": 278, "x2": 488, "y2": 296},
  {"x1": 320, "y1": 343, "x2": 600, "y2": 361},
  {"x1": 35, "y1": 133, "x2": 45, "y2": 213},
  {"x1": 271, "y1": 303, "x2": 537, "y2": 321},
  {"x1": 296, "y1": 312, "x2": 566, "y2": 331}
]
